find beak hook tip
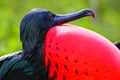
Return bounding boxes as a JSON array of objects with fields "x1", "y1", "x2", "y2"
[{"x1": 87, "y1": 10, "x2": 96, "y2": 19}]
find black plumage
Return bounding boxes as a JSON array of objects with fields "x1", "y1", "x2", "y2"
[
  {"x1": 114, "y1": 42, "x2": 120, "y2": 50},
  {"x1": 0, "y1": 8, "x2": 95, "y2": 80}
]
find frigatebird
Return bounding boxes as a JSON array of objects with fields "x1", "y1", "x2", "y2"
[{"x1": 0, "y1": 8, "x2": 94, "y2": 80}]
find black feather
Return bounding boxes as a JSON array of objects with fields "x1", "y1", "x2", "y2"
[
  {"x1": 114, "y1": 42, "x2": 120, "y2": 50},
  {"x1": 0, "y1": 8, "x2": 57, "y2": 80}
]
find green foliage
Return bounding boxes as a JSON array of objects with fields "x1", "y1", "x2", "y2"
[{"x1": 0, "y1": 0, "x2": 120, "y2": 56}]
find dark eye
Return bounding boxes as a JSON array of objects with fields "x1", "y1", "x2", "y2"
[{"x1": 47, "y1": 13, "x2": 53, "y2": 20}]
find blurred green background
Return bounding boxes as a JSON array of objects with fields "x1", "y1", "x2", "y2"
[{"x1": 0, "y1": 0, "x2": 120, "y2": 56}]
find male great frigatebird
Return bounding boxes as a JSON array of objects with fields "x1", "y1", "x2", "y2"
[{"x1": 0, "y1": 8, "x2": 95, "y2": 80}]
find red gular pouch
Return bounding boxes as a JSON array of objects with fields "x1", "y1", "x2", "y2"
[{"x1": 44, "y1": 24, "x2": 120, "y2": 80}]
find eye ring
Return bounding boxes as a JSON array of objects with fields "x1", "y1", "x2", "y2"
[{"x1": 47, "y1": 13, "x2": 53, "y2": 20}]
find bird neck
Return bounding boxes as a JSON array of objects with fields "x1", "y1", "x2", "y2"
[
  {"x1": 22, "y1": 36, "x2": 44, "y2": 58},
  {"x1": 21, "y1": 38, "x2": 48, "y2": 79}
]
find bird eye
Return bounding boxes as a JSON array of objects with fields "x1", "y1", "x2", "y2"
[{"x1": 47, "y1": 13, "x2": 53, "y2": 20}]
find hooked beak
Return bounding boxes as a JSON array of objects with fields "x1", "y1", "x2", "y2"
[{"x1": 54, "y1": 9, "x2": 95, "y2": 24}]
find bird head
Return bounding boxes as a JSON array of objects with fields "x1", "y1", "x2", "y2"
[{"x1": 20, "y1": 8, "x2": 95, "y2": 53}]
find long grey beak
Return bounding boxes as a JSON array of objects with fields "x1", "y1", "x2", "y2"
[{"x1": 54, "y1": 9, "x2": 95, "y2": 24}]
